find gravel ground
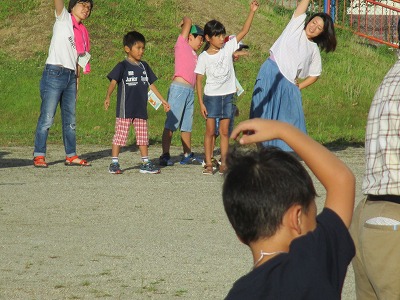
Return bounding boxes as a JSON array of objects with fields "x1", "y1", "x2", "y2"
[{"x1": 0, "y1": 144, "x2": 365, "y2": 299}]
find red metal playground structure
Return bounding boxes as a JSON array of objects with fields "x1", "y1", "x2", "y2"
[{"x1": 271, "y1": 0, "x2": 400, "y2": 47}]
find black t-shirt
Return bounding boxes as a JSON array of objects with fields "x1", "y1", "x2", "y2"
[
  {"x1": 225, "y1": 208, "x2": 355, "y2": 300},
  {"x1": 107, "y1": 59, "x2": 157, "y2": 119}
]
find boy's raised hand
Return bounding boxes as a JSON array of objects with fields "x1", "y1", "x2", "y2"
[{"x1": 231, "y1": 119, "x2": 281, "y2": 144}]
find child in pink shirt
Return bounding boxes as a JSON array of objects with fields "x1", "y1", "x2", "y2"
[{"x1": 159, "y1": 17, "x2": 204, "y2": 166}]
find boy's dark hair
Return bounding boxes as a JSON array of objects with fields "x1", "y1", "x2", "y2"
[
  {"x1": 68, "y1": 0, "x2": 93, "y2": 17},
  {"x1": 203, "y1": 20, "x2": 226, "y2": 51},
  {"x1": 123, "y1": 31, "x2": 146, "y2": 49},
  {"x1": 305, "y1": 13, "x2": 337, "y2": 53},
  {"x1": 222, "y1": 146, "x2": 317, "y2": 245}
]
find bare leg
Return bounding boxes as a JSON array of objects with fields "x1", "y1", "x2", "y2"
[
  {"x1": 211, "y1": 134, "x2": 216, "y2": 158},
  {"x1": 181, "y1": 131, "x2": 191, "y2": 154},
  {"x1": 204, "y1": 118, "x2": 215, "y2": 165},
  {"x1": 139, "y1": 145, "x2": 148, "y2": 158},
  {"x1": 111, "y1": 144, "x2": 121, "y2": 158},
  {"x1": 219, "y1": 118, "x2": 230, "y2": 166},
  {"x1": 161, "y1": 128, "x2": 173, "y2": 155}
]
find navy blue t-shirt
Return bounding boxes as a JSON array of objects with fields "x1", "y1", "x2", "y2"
[
  {"x1": 107, "y1": 59, "x2": 157, "y2": 119},
  {"x1": 225, "y1": 208, "x2": 355, "y2": 300}
]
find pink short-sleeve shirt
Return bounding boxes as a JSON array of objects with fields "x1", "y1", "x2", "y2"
[{"x1": 173, "y1": 35, "x2": 198, "y2": 87}]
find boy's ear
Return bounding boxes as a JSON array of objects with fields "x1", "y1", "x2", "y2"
[
  {"x1": 205, "y1": 34, "x2": 211, "y2": 42},
  {"x1": 286, "y1": 204, "x2": 302, "y2": 235},
  {"x1": 124, "y1": 45, "x2": 131, "y2": 53}
]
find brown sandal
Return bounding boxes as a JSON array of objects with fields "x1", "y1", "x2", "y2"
[
  {"x1": 218, "y1": 164, "x2": 227, "y2": 175},
  {"x1": 64, "y1": 155, "x2": 91, "y2": 166},
  {"x1": 202, "y1": 163, "x2": 214, "y2": 175},
  {"x1": 33, "y1": 156, "x2": 48, "y2": 168}
]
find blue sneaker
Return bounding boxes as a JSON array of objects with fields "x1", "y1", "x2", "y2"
[
  {"x1": 159, "y1": 153, "x2": 174, "y2": 166},
  {"x1": 180, "y1": 152, "x2": 202, "y2": 165},
  {"x1": 109, "y1": 162, "x2": 123, "y2": 174},
  {"x1": 140, "y1": 161, "x2": 161, "y2": 174}
]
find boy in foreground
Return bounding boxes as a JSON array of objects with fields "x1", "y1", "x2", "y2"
[{"x1": 223, "y1": 119, "x2": 355, "y2": 299}]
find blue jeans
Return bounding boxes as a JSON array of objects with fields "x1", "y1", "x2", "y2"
[{"x1": 34, "y1": 64, "x2": 77, "y2": 157}]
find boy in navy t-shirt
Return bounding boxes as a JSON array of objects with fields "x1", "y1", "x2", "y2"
[
  {"x1": 104, "y1": 31, "x2": 170, "y2": 174},
  {"x1": 223, "y1": 119, "x2": 355, "y2": 299}
]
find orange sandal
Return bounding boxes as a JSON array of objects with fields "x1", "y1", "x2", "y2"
[
  {"x1": 33, "y1": 156, "x2": 48, "y2": 168},
  {"x1": 64, "y1": 155, "x2": 91, "y2": 166}
]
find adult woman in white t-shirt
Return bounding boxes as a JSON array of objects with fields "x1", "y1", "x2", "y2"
[
  {"x1": 33, "y1": 0, "x2": 93, "y2": 167},
  {"x1": 250, "y1": 0, "x2": 336, "y2": 151}
]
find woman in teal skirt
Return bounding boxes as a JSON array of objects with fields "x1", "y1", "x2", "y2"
[{"x1": 250, "y1": 0, "x2": 336, "y2": 151}]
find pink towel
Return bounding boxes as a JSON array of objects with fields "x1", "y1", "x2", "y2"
[{"x1": 71, "y1": 14, "x2": 91, "y2": 74}]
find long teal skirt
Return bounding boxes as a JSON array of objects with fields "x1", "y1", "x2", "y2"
[{"x1": 250, "y1": 58, "x2": 307, "y2": 152}]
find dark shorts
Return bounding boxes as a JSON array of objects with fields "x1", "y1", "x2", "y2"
[{"x1": 204, "y1": 93, "x2": 234, "y2": 119}]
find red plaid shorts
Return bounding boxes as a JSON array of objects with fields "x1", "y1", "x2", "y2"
[{"x1": 112, "y1": 118, "x2": 148, "y2": 146}]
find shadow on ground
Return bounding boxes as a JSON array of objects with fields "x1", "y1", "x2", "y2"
[
  {"x1": 0, "y1": 140, "x2": 363, "y2": 169},
  {"x1": 0, "y1": 151, "x2": 33, "y2": 168},
  {"x1": 0, "y1": 140, "x2": 187, "y2": 169},
  {"x1": 323, "y1": 140, "x2": 364, "y2": 151}
]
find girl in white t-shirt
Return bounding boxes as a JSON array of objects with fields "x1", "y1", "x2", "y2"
[
  {"x1": 195, "y1": 0, "x2": 259, "y2": 175},
  {"x1": 250, "y1": 0, "x2": 336, "y2": 152}
]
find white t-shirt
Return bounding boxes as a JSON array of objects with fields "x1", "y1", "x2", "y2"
[
  {"x1": 270, "y1": 13, "x2": 321, "y2": 83},
  {"x1": 45, "y1": 7, "x2": 78, "y2": 71},
  {"x1": 195, "y1": 38, "x2": 238, "y2": 96}
]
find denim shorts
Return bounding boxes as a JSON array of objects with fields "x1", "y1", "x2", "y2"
[
  {"x1": 204, "y1": 93, "x2": 234, "y2": 119},
  {"x1": 164, "y1": 82, "x2": 194, "y2": 132}
]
